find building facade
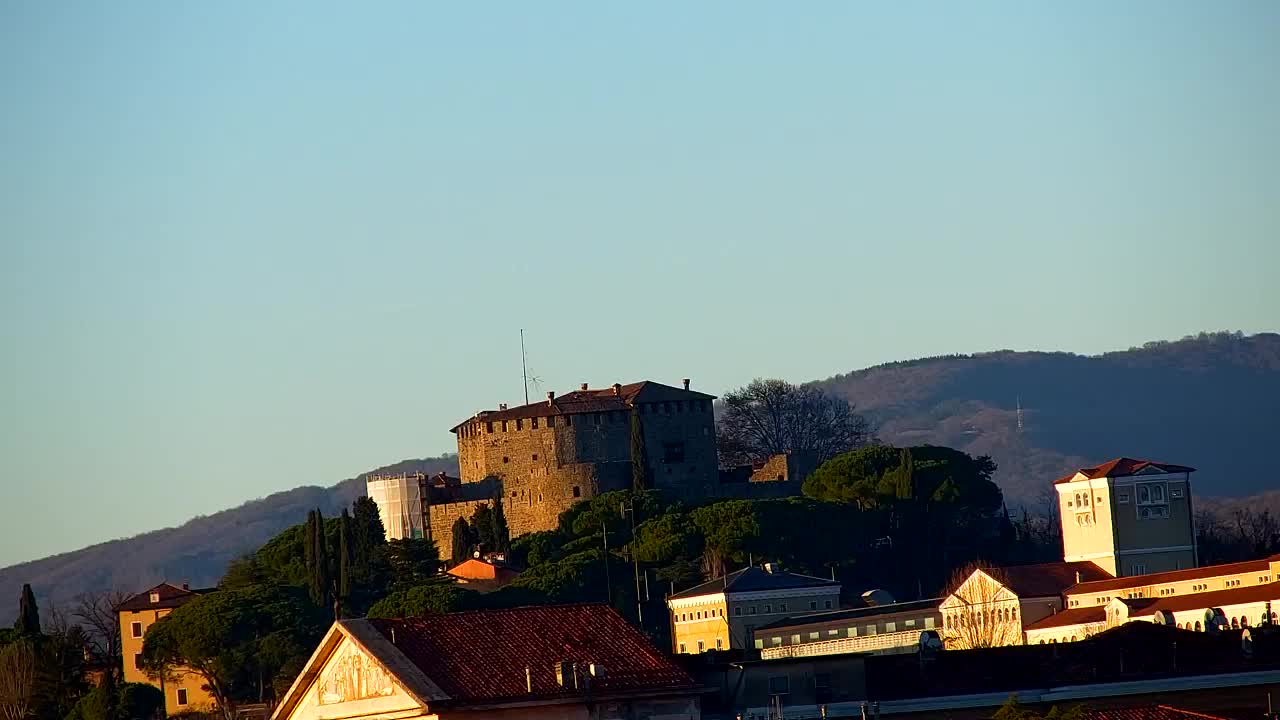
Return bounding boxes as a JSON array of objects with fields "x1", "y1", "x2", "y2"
[
  {"x1": 1055, "y1": 458, "x2": 1197, "y2": 577},
  {"x1": 365, "y1": 472, "x2": 430, "y2": 540},
  {"x1": 116, "y1": 583, "x2": 217, "y2": 716},
  {"x1": 753, "y1": 598, "x2": 942, "y2": 658},
  {"x1": 666, "y1": 564, "x2": 842, "y2": 654}
]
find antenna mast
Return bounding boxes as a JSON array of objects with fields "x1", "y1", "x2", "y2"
[
  {"x1": 1016, "y1": 395, "x2": 1024, "y2": 433},
  {"x1": 520, "y1": 329, "x2": 529, "y2": 405}
]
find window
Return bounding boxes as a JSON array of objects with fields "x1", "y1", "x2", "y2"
[
  {"x1": 502, "y1": 421, "x2": 508, "y2": 432},
  {"x1": 750, "y1": 606, "x2": 758, "y2": 615},
  {"x1": 697, "y1": 640, "x2": 704, "y2": 651},
  {"x1": 847, "y1": 626, "x2": 858, "y2": 637},
  {"x1": 1171, "y1": 487, "x2": 1183, "y2": 498},
  {"x1": 824, "y1": 600, "x2": 833, "y2": 609},
  {"x1": 176, "y1": 689, "x2": 188, "y2": 707},
  {"x1": 807, "y1": 631, "x2": 819, "y2": 640},
  {"x1": 503, "y1": 456, "x2": 509, "y2": 464},
  {"x1": 768, "y1": 676, "x2": 790, "y2": 696},
  {"x1": 662, "y1": 442, "x2": 686, "y2": 464},
  {"x1": 1118, "y1": 492, "x2": 1130, "y2": 504},
  {"x1": 564, "y1": 415, "x2": 572, "y2": 426},
  {"x1": 905, "y1": 619, "x2": 916, "y2": 628},
  {"x1": 531, "y1": 417, "x2": 538, "y2": 429},
  {"x1": 547, "y1": 416, "x2": 555, "y2": 427},
  {"x1": 532, "y1": 453, "x2": 538, "y2": 461},
  {"x1": 754, "y1": 638, "x2": 764, "y2": 649},
  {"x1": 134, "y1": 653, "x2": 144, "y2": 670},
  {"x1": 486, "y1": 421, "x2": 493, "y2": 433},
  {"x1": 715, "y1": 638, "x2": 723, "y2": 649},
  {"x1": 828, "y1": 629, "x2": 840, "y2": 636},
  {"x1": 885, "y1": 622, "x2": 897, "y2": 632},
  {"x1": 815, "y1": 673, "x2": 833, "y2": 704},
  {"x1": 924, "y1": 617, "x2": 935, "y2": 629},
  {"x1": 572, "y1": 486, "x2": 581, "y2": 497},
  {"x1": 809, "y1": 601, "x2": 817, "y2": 610},
  {"x1": 791, "y1": 634, "x2": 801, "y2": 644},
  {"x1": 764, "y1": 604, "x2": 771, "y2": 613},
  {"x1": 593, "y1": 413, "x2": 601, "y2": 426},
  {"x1": 779, "y1": 603, "x2": 787, "y2": 612},
  {"x1": 865, "y1": 625, "x2": 877, "y2": 635},
  {"x1": 679, "y1": 643, "x2": 687, "y2": 653},
  {"x1": 130, "y1": 621, "x2": 143, "y2": 639},
  {"x1": 734, "y1": 607, "x2": 742, "y2": 616}
]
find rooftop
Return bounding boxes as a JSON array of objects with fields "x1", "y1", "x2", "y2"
[
  {"x1": 1083, "y1": 706, "x2": 1230, "y2": 720},
  {"x1": 995, "y1": 561, "x2": 1113, "y2": 598},
  {"x1": 1130, "y1": 580, "x2": 1280, "y2": 616},
  {"x1": 366, "y1": 604, "x2": 694, "y2": 704},
  {"x1": 451, "y1": 380, "x2": 715, "y2": 431},
  {"x1": 755, "y1": 598, "x2": 941, "y2": 632},
  {"x1": 1066, "y1": 557, "x2": 1274, "y2": 596},
  {"x1": 1024, "y1": 606, "x2": 1107, "y2": 632},
  {"x1": 1053, "y1": 457, "x2": 1196, "y2": 485},
  {"x1": 668, "y1": 565, "x2": 840, "y2": 601},
  {"x1": 115, "y1": 582, "x2": 211, "y2": 612}
]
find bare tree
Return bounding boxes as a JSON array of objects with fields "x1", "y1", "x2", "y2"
[
  {"x1": 939, "y1": 563, "x2": 1025, "y2": 649},
  {"x1": 0, "y1": 641, "x2": 38, "y2": 720},
  {"x1": 75, "y1": 589, "x2": 131, "y2": 681},
  {"x1": 716, "y1": 378, "x2": 873, "y2": 467}
]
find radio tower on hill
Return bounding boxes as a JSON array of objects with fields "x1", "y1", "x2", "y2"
[{"x1": 1016, "y1": 395, "x2": 1024, "y2": 433}]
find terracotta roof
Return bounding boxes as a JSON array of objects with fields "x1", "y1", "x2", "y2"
[
  {"x1": 669, "y1": 566, "x2": 840, "y2": 600},
  {"x1": 1053, "y1": 458, "x2": 1196, "y2": 485},
  {"x1": 1083, "y1": 706, "x2": 1230, "y2": 720},
  {"x1": 1066, "y1": 557, "x2": 1272, "y2": 596},
  {"x1": 367, "y1": 604, "x2": 695, "y2": 705},
  {"x1": 1024, "y1": 606, "x2": 1106, "y2": 632},
  {"x1": 451, "y1": 381, "x2": 715, "y2": 431},
  {"x1": 1133, "y1": 580, "x2": 1280, "y2": 616},
  {"x1": 114, "y1": 583, "x2": 210, "y2": 612},
  {"x1": 996, "y1": 561, "x2": 1112, "y2": 598},
  {"x1": 446, "y1": 558, "x2": 521, "y2": 583}
]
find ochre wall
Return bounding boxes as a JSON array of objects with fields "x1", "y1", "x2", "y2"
[{"x1": 118, "y1": 607, "x2": 217, "y2": 715}]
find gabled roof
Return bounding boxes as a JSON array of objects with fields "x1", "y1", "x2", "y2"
[
  {"x1": 1024, "y1": 606, "x2": 1106, "y2": 632},
  {"x1": 668, "y1": 566, "x2": 840, "y2": 601},
  {"x1": 114, "y1": 583, "x2": 211, "y2": 612},
  {"x1": 1066, "y1": 557, "x2": 1272, "y2": 596},
  {"x1": 1053, "y1": 458, "x2": 1196, "y2": 485},
  {"x1": 366, "y1": 604, "x2": 695, "y2": 704},
  {"x1": 451, "y1": 381, "x2": 715, "y2": 431},
  {"x1": 997, "y1": 561, "x2": 1112, "y2": 598}
]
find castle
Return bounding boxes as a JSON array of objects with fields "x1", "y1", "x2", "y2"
[{"x1": 371, "y1": 380, "x2": 721, "y2": 554}]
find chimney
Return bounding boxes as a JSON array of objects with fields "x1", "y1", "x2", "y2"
[
  {"x1": 580, "y1": 383, "x2": 589, "y2": 391},
  {"x1": 682, "y1": 378, "x2": 690, "y2": 390},
  {"x1": 547, "y1": 391, "x2": 555, "y2": 406},
  {"x1": 181, "y1": 580, "x2": 189, "y2": 591},
  {"x1": 612, "y1": 383, "x2": 622, "y2": 396},
  {"x1": 499, "y1": 403, "x2": 508, "y2": 411}
]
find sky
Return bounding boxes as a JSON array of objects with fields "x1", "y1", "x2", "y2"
[{"x1": 2, "y1": 2, "x2": 1278, "y2": 568}]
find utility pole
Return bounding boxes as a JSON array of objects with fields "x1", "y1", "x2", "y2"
[
  {"x1": 520, "y1": 329, "x2": 529, "y2": 405},
  {"x1": 620, "y1": 500, "x2": 644, "y2": 625}
]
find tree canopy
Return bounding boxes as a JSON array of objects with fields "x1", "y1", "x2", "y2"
[{"x1": 716, "y1": 378, "x2": 873, "y2": 467}]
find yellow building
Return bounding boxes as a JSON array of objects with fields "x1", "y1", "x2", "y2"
[
  {"x1": 116, "y1": 582, "x2": 218, "y2": 716},
  {"x1": 270, "y1": 604, "x2": 699, "y2": 720},
  {"x1": 666, "y1": 564, "x2": 841, "y2": 654},
  {"x1": 1055, "y1": 458, "x2": 1197, "y2": 577}
]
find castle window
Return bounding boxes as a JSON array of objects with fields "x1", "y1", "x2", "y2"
[
  {"x1": 503, "y1": 456, "x2": 509, "y2": 464},
  {"x1": 130, "y1": 622, "x2": 143, "y2": 638},
  {"x1": 517, "y1": 419, "x2": 523, "y2": 430},
  {"x1": 663, "y1": 442, "x2": 685, "y2": 464},
  {"x1": 532, "y1": 454, "x2": 538, "y2": 461},
  {"x1": 486, "y1": 422, "x2": 493, "y2": 433},
  {"x1": 572, "y1": 486, "x2": 581, "y2": 498},
  {"x1": 593, "y1": 414, "x2": 601, "y2": 426},
  {"x1": 502, "y1": 421, "x2": 508, "y2": 432},
  {"x1": 547, "y1": 416, "x2": 555, "y2": 427},
  {"x1": 564, "y1": 415, "x2": 571, "y2": 426},
  {"x1": 531, "y1": 417, "x2": 538, "y2": 429},
  {"x1": 716, "y1": 637, "x2": 723, "y2": 649}
]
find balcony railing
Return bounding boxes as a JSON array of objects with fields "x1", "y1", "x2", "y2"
[{"x1": 759, "y1": 629, "x2": 923, "y2": 659}]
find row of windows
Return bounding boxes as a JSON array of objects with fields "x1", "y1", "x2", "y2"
[
  {"x1": 764, "y1": 672, "x2": 833, "y2": 702},
  {"x1": 676, "y1": 608, "x2": 725, "y2": 622},
  {"x1": 753, "y1": 617, "x2": 936, "y2": 647},
  {"x1": 1078, "y1": 574, "x2": 1277, "y2": 606},
  {"x1": 943, "y1": 606, "x2": 1018, "y2": 628},
  {"x1": 460, "y1": 401, "x2": 713, "y2": 438},
  {"x1": 678, "y1": 637, "x2": 725, "y2": 652},
  {"x1": 731, "y1": 599, "x2": 833, "y2": 617}
]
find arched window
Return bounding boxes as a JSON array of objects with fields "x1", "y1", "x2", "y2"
[
  {"x1": 1070, "y1": 635, "x2": 1077, "y2": 642},
  {"x1": 1194, "y1": 621, "x2": 1202, "y2": 631},
  {"x1": 1232, "y1": 617, "x2": 1240, "y2": 629},
  {"x1": 1242, "y1": 617, "x2": 1250, "y2": 628},
  {"x1": 1039, "y1": 640, "x2": 1045, "y2": 644}
]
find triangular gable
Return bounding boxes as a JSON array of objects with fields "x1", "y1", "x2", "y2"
[
  {"x1": 939, "y1": 568, "x2": 1017, "y2": 609},
  {"x1": 1134, "y1": 465, "x2": 1166, "y2": 476},
  {"x1": 271, "y1": 621, "x2": 448, "y2": 720}
]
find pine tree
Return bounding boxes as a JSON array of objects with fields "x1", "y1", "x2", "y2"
[
  {"x1": 451, "y1": 517, "x2": 472, "y2": 565},
  {"x1": 630, "y1": 411, "x2": 652, "y2": 492},
  {"x1": 313, "y1": 508, "x2": 331, "y2": 611},
  {"x1": 490, "y1": 495, "x2": 510, "y2": 554},
  {"x1": 337, "y1": 509, "x2": 352, "y2": 619},
  {"x1": 14, "y1": 583, "x2": 40, "y2": 636}
]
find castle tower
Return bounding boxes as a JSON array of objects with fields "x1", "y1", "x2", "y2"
[{"x1": 1054, "y1": 458, "x2": 1197, "y2": 577}]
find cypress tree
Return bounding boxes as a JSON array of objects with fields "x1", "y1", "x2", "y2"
[
  {"x1": 895, "y1": 448, "x2": 916, "y2": 501},
  {"x1": 313, "y1": 508, "x2": 331, "y2": 610},
  {"x1": 630, "y1": 411, "x2": 652, "y2": 492},
  {"x1": 338, "y1": 509, "x2": 352, "y2": 618},
  {"x1": 303, "y1": 510, "x2": 318, "y2": 582},
  {"x1": 451, "y1": 517, "x2": 472, "y2": 565},
  {"x1": 490, "y1": 496, "x2": 510, "y2": 554},
  {"x1": 14, "y1": 583, "x2": 40, "y2": 636},
  {"x1": 471, "y1": 504, "x2": 495, "y2": 552}
]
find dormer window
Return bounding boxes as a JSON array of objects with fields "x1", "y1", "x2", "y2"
[{"x1": 149, "y1": 592, "x2": 160, "y2": 604}]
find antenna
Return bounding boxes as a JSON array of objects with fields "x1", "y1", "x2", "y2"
[
  {"x1": 1016, "y1": 395, "x2": 1024, "y2": 433},
  {"x1": 520, "y1": 329, "x2": 529, "y2": 405}
]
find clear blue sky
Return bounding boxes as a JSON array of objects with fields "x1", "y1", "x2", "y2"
[{"x1": 2, "y1": 2, "x2": 1277, "y2": 568}]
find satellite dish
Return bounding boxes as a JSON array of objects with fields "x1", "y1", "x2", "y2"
[
  {"x1": 1242, "y1": 628, "x2": 1254, "y2": 656},
  {"x1": 862, "y1": 589, "x2": 896, "y2": 607},
  {"x1": 919, "y1": 630, "x2": 944, "y2": 653},
  {"x1": 1153, "y1": 610, "x2": 1175, "y2": 626}
]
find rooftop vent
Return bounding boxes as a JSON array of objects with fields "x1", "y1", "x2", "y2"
[
  {"x1": 547, "y1": 391, "x2": 555, "y2": 406},
  {"x1": 499, "y1": 403, "x2": 508, "y2": 411},
  {"x1": 682, "y1": 378, "x2": 690, "y2": 390},
  {"x1": 581, "y1": 383, "x2": 589, "y2": 391},
  {"x1": 612, "y1": 383, "x2": 622, "y2": 396}
]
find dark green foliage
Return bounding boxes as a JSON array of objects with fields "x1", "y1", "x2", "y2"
[
  {"x1": 311, "y1": 509, "x2": 331, "y2": 611},
  {"x1": 15, "y1": 583, "x2": 40, "y2": 636},
  {"x1": 65, "y1": 682, "x2": 162, "y2": 720},
  {"x1": 302, "y1": 511, "x2": 318, "y2": 591},
  {"x1": 385, "y1": 539, "x2": 440, "y2": 589},
  {"x1": 510, "y1": 531, "x2": 561, "y2": 568},
  {"x1": 992, "y1": 696, "x2": 1087, "y2": 720},
  {"x1": 450, "y1": 517, "x2": 474, "y2": 565},
  {"x1": 351, "y1": 495, "x2": 388, "y2": 579},
  {"x1": 366, "y1": 579, "x2": 475, "y2": 619},
  {"x1": 470, "y1": 503, "x2": 495, "y2": 553},
  {"x1": 337, "y1": 510, "x2": 352, "y2": 618},
  {"x1": 490, "y1": 498, "x2": 510, "y2": 554},
  {"x1": 630, "y1": 411, "x2": 652, "y2": 492}
]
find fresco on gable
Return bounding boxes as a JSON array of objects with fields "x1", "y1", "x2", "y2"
[{"x1": 317, "y1": 644, "x2": 396, "y2": 705}]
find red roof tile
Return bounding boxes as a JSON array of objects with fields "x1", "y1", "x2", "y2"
[
  {"x1": 1024, "y1": 606, "x2": 1107, "y2": 632},
  {"x1": 996, "y1": 561, "x2": 1112, "y2": 598},
  {"x1": 1053, "y1": 458, "x2": 1195, "y2": 485},
  {"x1": 1135, "y1": 580, "x2": 1280, "y2": 616},
  {"x1": 451, "y1": 381, "x2": 714, "y2": 431},
  {"x1": 1084, "y1": 705, "x2": 1230, "y2": 720},
  {"x1": 368, "y1": 604, "x2": 695, "y2": 705},
  {"x1": 114, "y1": 583, "x2": 209, "y2": 612},
  {"x1": 1066, "y1": 558, "x2": 1272, "y2": 596}
]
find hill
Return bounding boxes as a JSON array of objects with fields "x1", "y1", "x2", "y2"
[
  {"x1": 815, "y1": 331, "x2": 1280, "y2": 505},
  {"x1": 0, "y1": 455, "x2": 458, "y2": 623}
]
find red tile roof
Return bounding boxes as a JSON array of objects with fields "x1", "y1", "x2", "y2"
[
  {"x1": 367, "y1": 604, "x2": 695, "y2": 705},
  {"x1": 1065, "y1": 557, "x2": 1272, "y2": 596},
  {"x1": 1023, "y1": 606, "x2": 1107, "y2": 632},
  {"x1": 1084, "y1": 705, "x2": 1229, "y2": 720},
  {"x1": 1134, "y1": 580, "x2": 1280, "y2": 616},
  {"x1": 451, "y1": 381, "x2": 714, "y2": 431},
  {"x1": 114, "y1": 583, "x2": 210, "y2": 612},
  {"x1": 1053, "y1": 458, "x2": 1196, "y2": 485},
  {"x1": 996, "y1": 561, "x2": 1112, "y2": 598},
  {"x1": 446, "y1": 558, "x2": 521, "y2": 584}
]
